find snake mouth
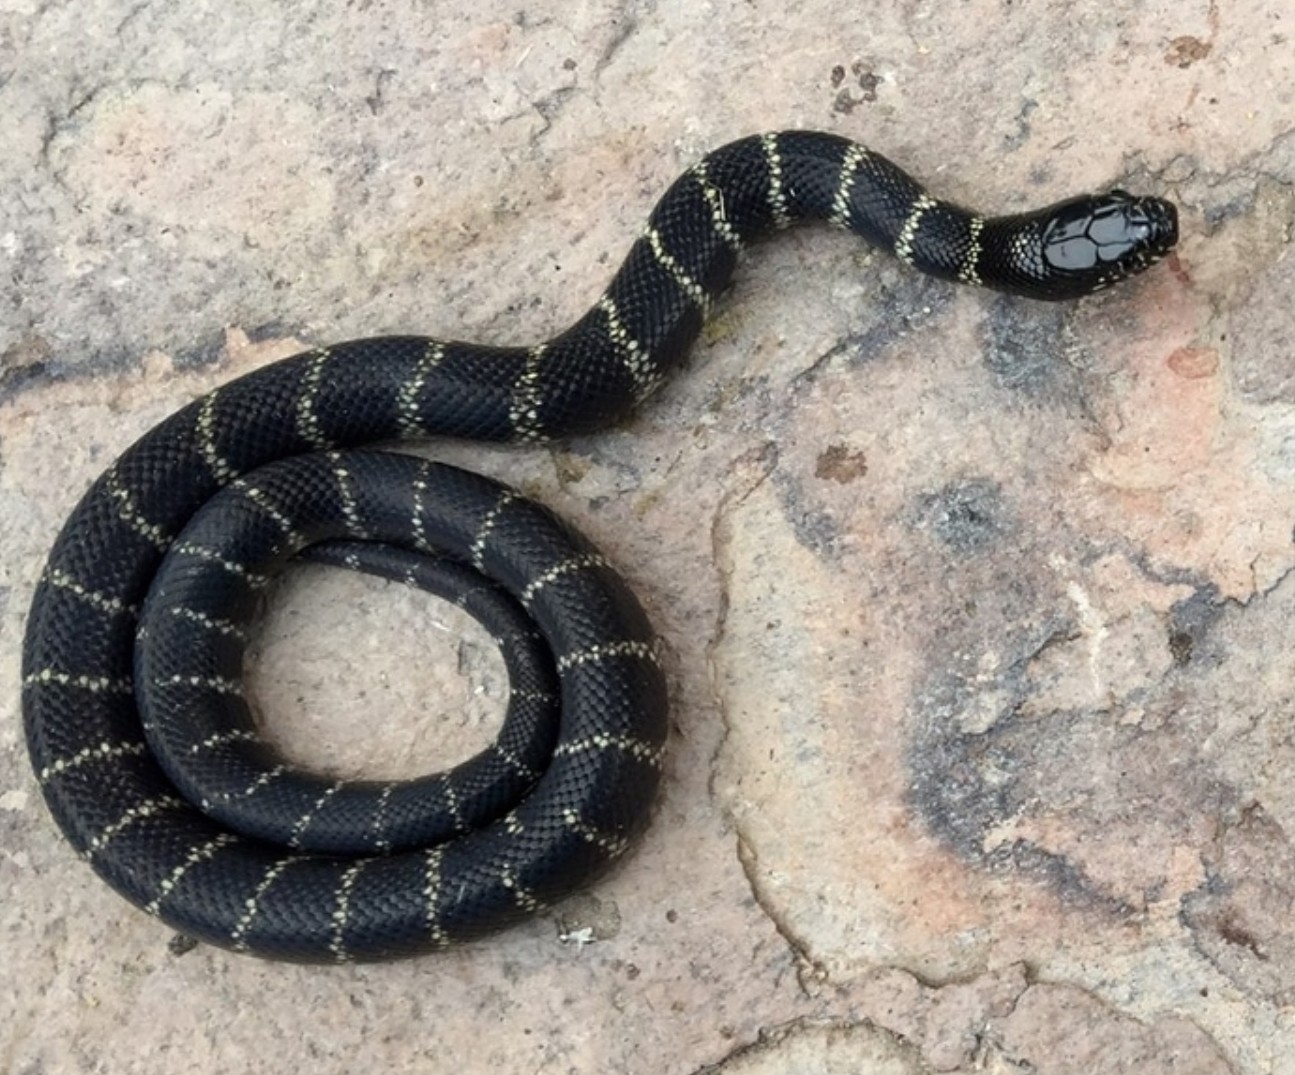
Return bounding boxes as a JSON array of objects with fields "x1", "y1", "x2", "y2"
[{"x1": 1139, "y1": 196, "x2": 1179, "y2": 257}]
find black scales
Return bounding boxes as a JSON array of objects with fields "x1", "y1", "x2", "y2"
[{"x1": 22, "y1": 131, "x2": 1178, "y2": 961}]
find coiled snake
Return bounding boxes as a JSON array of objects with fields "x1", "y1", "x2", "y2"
[{"x1": 22, "y1": 131, "x2": 1179, "y2": 962}]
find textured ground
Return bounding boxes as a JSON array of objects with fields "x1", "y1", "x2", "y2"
[{"x1": 3, "y1": 1, "x2": 1294, "y2": 1073}]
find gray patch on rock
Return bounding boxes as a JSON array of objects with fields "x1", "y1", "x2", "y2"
[
  {"x1": 786, "y1": 268, "x2": 957, "y2": 389},
  {"x1": 246, "y1": 320, "x2": 304, "y2": 344},
  {"x1": 1003, "y1": 97, "x2": 1037, "y2": 153},
  {"x1": 907, "y1": 712, "x2": 1022, "y2": 853},
  {"x1": 1230, "y1": 241, "x2": 1295, "y2": 406},
  {"x1": 1166, "y1": 585, "x2": 1226, "y2": 668},
  {"x1": 911, "y1": 478, "x2": 1010, "y2": 555},
  {"x1": 981, "y1": 296, "x2": 1086, "y2": 405},
  {"x1": 773, "y1": 474, "x2": 844, "y2": 560},
  {"x1": 837, "y1": 272, "x2": 956, "y2": 371},
  {"x1": 171, "y1": 327, "x2": 227, "y2": 370},
  {"x1": 906, "y1": 663, "x2": 1139, "y2": 915},
  {"x1": 986, "y1": 839, "x2": 1136, "y2": 915},
  {"x1": 905, "y1": 612, "x2": 1068, "y2": 853},
  {"x1": 0, "y1": 356, "x2": 51, "y2": 405}
]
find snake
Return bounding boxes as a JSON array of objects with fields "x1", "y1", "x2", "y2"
[{"x1": 21, "y1": 130, "x2": 1179, "y2": 962}]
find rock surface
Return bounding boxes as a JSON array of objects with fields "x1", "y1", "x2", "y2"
[{"x1": 2, "y1": 1, "x2": 1292, "y2": 1073}]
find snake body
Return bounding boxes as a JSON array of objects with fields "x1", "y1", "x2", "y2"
[{"x1": 22, "y1": 131, "x2": 1178, "y2": 962}]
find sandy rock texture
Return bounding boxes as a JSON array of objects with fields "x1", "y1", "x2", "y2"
[{"x1": 2, "y1": 0, "x2": 1293, "y2": 1073}]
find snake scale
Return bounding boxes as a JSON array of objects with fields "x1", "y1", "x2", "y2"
[{"x1": 22, "y1": 131, "x2": 1179, "y2": 962}]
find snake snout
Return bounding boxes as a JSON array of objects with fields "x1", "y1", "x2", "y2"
[{"x1": 1139, "y1": 196, "x2": 1179, "y2": 256}]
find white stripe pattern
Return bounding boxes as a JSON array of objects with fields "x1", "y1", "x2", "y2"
[
  {"x1": 23, "y1": 668, "x2": 132, "y2": 694},
  {"x1": 172, "y1": 542, "x2": 270, "y2": 588},
  {"x1": 295, "y1": 348, "x2": 333, "y2": 449},
  {"x1": 830, "y1": 144, "x2": 870, "y2": 229},
  {"x1": 236, "y1": 482, "x2": 300, "y2": 544},
  {"x1": 397, "y1": 340, "x2": 446, "y2": 436},
  {"x1": 209, "y1": 763, "x2": 286, "y2": 805},
  {"x1": 424, "y1": 847, "x2": 449, "y2": 948},
  {"x1": 760, "y1": 133, "x2": 792, "y2": 229},
  {"x1": 45, "y1": 568, "x2": 137, "y2": 616},
  {"x1": 510, "y1": 687, "x2": 557, "y2": 703},
  {"x1": 86, "y1": 794, "x2": 184, "y2": 857},
  {"x1": 188, "y1": 728, "x2": 257, "y2": 755},
  {"x1": 469, "y1": 489, "x2": 517, "y2": 570},
  {"x1": 645, "y1": 226, "x2": 712, "y2": 315},
  {"x1": 690, "y1": 159, "x2": 743, "y2": 251},
  {"x1": 500, "y1": 869, "x2": 542, "y2": 913},
  {"x1": 329, "y1": 860, "x2": 368, "y2": 962},
  {"x1": 369, "y1": 783, "x2": 397, "y2": 853},
  {"x1": 597, "y1": 295, "x2": 661, "y2": 401},
  {"x1": 555, "y1": 639, "x2": 660, "y2": 672},
  {"x1": 553, "y1": 733, "x2": 666, "y2": 768},
  {"x1": 440, "y1": 775, "x2": 466, "y2": 834},
  {"x1": 287, "y1": 782, "x2": 344, "y2": 848},
  {"x1": 895, "y1": 194, "x2": 937, "y2": 266},
  {"x1": 145, "y1": 833, "x2": 239, "y2": 915},
  {"x1": 508, "y1": 344, "x2": 548, "y2": 442},
  {"x1": 562, "y1": 808, "x2": 630, "y2": 858},
  {"x1": 170, "y1": 605, "x2": 248, "y2": 640},
  {"x1": 958, "y1": 216, "x2": 986, "y2": 285},
  {"x1": 519, "y1": 553, "x2": 611, "y2": 607},
  {"x1": 230, "y1": 858, "x2": 293, "y2": 950},
  {"x1": 196, "y1": 389, "x2": 237, "y2": 484},
  {"x1": 157, "y1": 673, "x2": 243, "y2": 696},
  {"x1": 410, "y1": 476, "x2": 430, "y2": 552},
  {"x1": 331, "y1": 458, "x2": 368, "y2": 539},
  {"x1": 491, "y1": 741, "x2": 541, "y2": 782},
  {"x1": 38, "y1": 739, "x2": 147, "y2": 783},
  {"x1": 104, "y1": 466, "x2": 170, "y2": 550}
]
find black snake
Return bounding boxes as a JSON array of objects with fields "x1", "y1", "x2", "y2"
[{"x1": 21, "y1": 131, "x2": 1179, "y2": 962}]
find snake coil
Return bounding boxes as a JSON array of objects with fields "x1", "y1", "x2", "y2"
[{"x1": 22, "y1": 131, "x2": 1178, "y2": 961}]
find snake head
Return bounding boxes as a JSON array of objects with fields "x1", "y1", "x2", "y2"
[{"x1": 1036, "y1": 190, "x2": 1179, "y2": 298}]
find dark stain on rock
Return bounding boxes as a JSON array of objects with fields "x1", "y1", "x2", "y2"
[
  {"x1": 987, "y1": 839, "x2": 1137, "y2": 915},
  {"x1": 1004, "y1": 98, "x2": 1038, "y2": 152},
  {"x1": 906, "y1": 644, "x2": 1141, "y2": 916},
  {"x1": 167, "y1": 932, "x2": 200, "y2": 957},
  {"x1": 1182, "y1": 804, "x2": 1295, "y2": 1003},
  {"x1": 901, "y1": 543, "x2": 1280, "y2": 927},
  {"x1": 365, "y1": 68, "x2": 396, "y2": 116},
  {"x1": 912, "y1": 478, "x2": 1009, "y2": 555},
  {"x1": 1165, "y1": 35, "x2": 1212, "y2": 68},
  {"x1": 1167, "y1": 630, "x2": 1194, "y2": 665},
  {"x1": 1166, "y1": 585, "x2": 1225, "y2": 667},
  {"x1": 1214, "y1": 913, "x2": 1269, "y2": 962},
  {"x1": 905, "y1": 606, "x2": 1059, "y2": 843},
  {"x1": 247, "y1": 320, "x2": 303, "y2": 344},
  {"x1": 831, "y1": 60, "x2": 882, "y2": 114},
  {"x1": 908, "y1": 719, "x2": 1020, "y2": 853},
  {"x1": 0, "y1": 334, "x2": 53, "y2": 404},
  {"x1": 814, "y1": 443, "x2": 868, "y2": 484},
  {"x1": 898, "y1": 533, "x2": 1210, "y2": 917},
  {"x1": 832, "y1": 89, "x2": 859, "y2": 116}
]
